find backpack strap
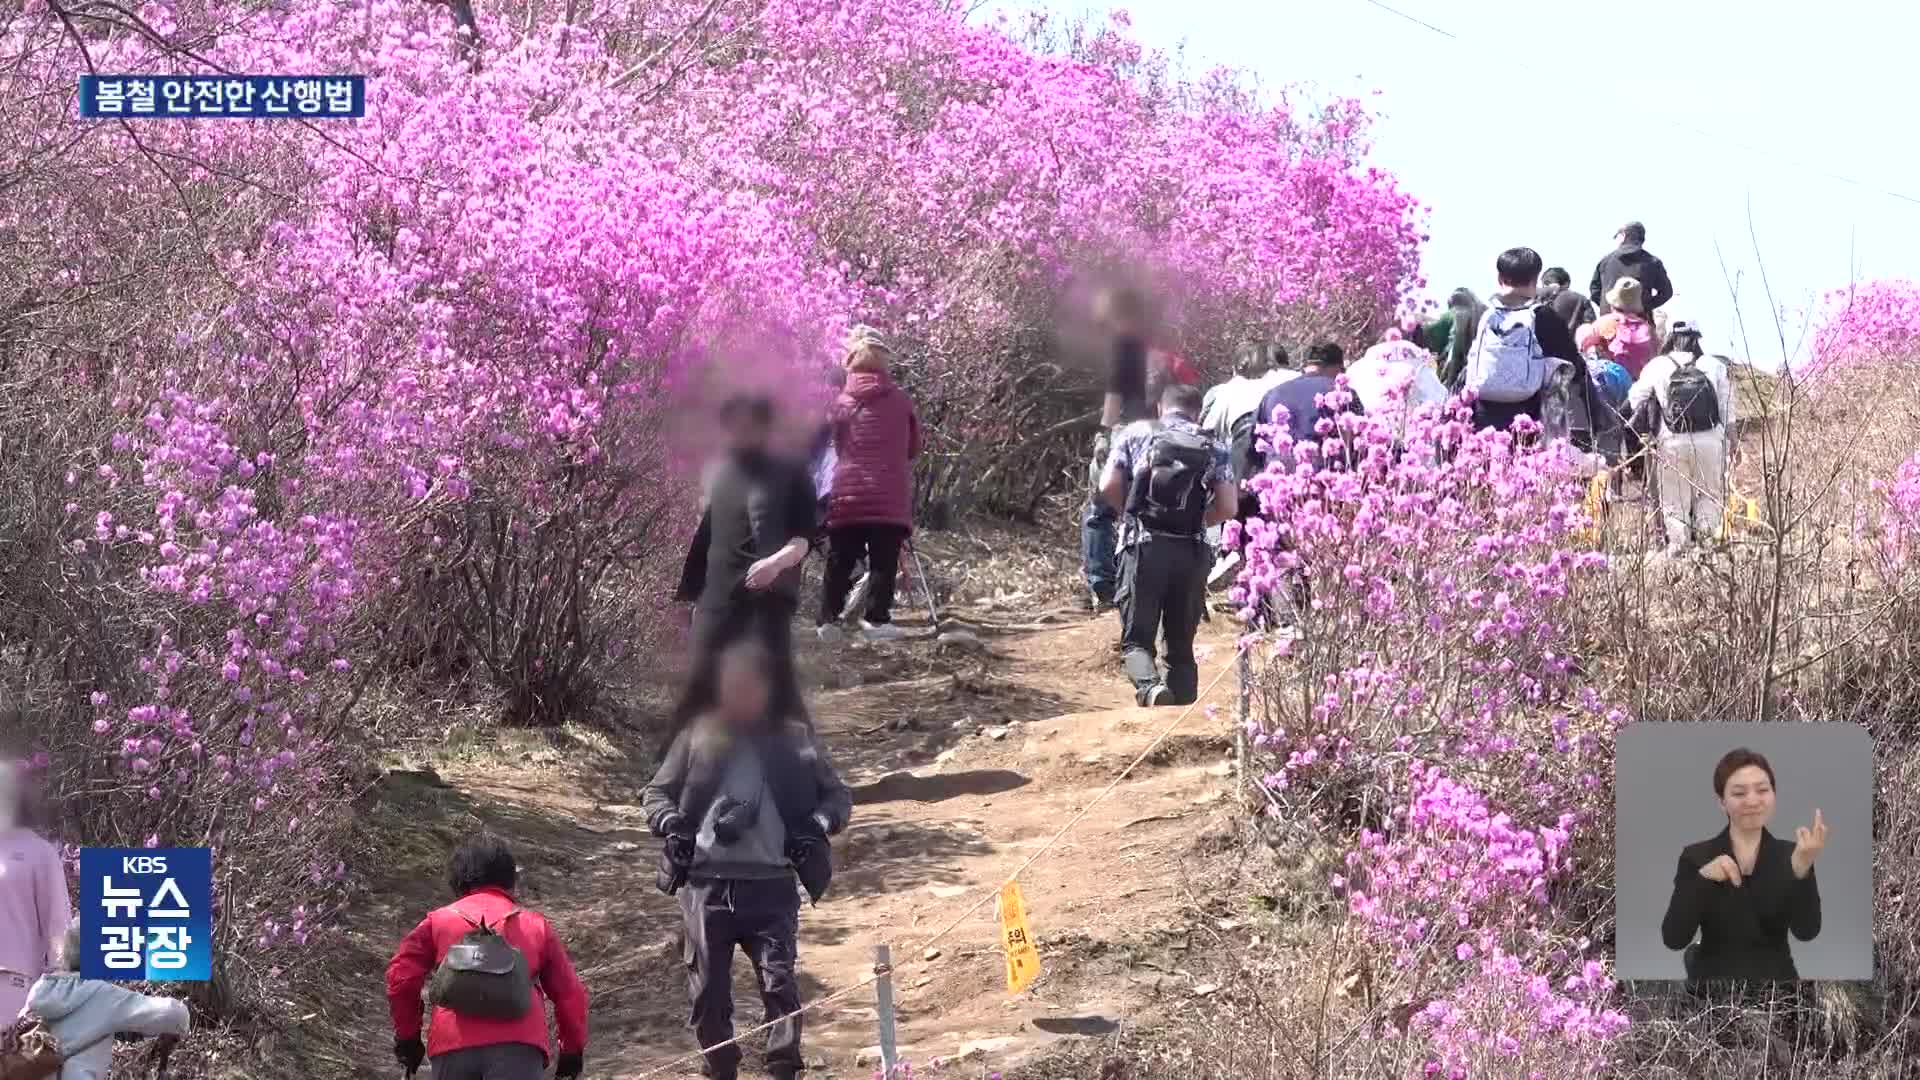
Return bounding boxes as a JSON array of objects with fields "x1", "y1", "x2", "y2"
[{"x1": 451, "y1": 906, "x2": 522, "y2": 933}]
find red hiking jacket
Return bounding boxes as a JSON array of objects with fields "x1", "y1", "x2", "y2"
[
  {"x1": 1157, "y1": 350, "x2": 1201, "y2": 387},
  {"x1": 825, "y1": 369, "x2": 921, "y2": 531},
  {"x1": 385, "y1": 887, "x2": 588, "y2": 1060}
]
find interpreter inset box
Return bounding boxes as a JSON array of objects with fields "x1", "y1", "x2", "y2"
[{"x1": 1614, "y1": 722, "x2": 1872, "y2": 981}]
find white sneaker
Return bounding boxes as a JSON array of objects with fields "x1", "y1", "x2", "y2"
[
  {"x1": 860, "y1": 621, "x2": 905, "y2": 642},
  {"x1": 816, "y1": 624, "x2": 845, "y2": 644},
  {"x1": 1208, "y1": 551, "x2": 1241, "y2": 585}
]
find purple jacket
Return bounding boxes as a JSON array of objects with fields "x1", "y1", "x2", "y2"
[{"x1": 826, "y1": 370, "x2": 920, "y2": 530}]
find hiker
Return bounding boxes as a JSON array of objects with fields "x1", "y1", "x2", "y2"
[
  {"x1": 1540, "y1": 267, "x2": 1598, "y2": 336},
  {"x1": 1202, "y1": 342, "x2": 1293, "y2": 583},
  {"x1": 1152, "y1": 343, "x2": 1204, "y2": 390},
  {"x1": 1084, "y1": 287, "x2": 1157, "y2": 612},
  {"x1": 817, "y1": 326, "x2": 921, "y2": 645},
  {"x1": 1254, "y1": 342, "x2": 1366, "y2": 467},
  {"x1": 674, "y1": 393, "x2": 817, "y2": 667},
  {"x1": 1628, "y1": 320, "x2": 1735, "y2": 554},
  {"x1": 643, "y1": 637, "x2": 852, "y2": 1080},
  {"x1": 386, "y1": 833, "x2": 589, "y2": 1080},
  {"x1": 1101, "y1": 382, "x2": 1236, "y2": 706},
  {"x1": 1586, "y1": 351, "x2": 1634, "y2": 470},
  {"x1": 1461, "y1": 247, "x2": 1583, "y2": 434},
  {"x1": 1432, "y1": 288, "x2": 1486, "y2": 390},
  {"x1": 16, "y1": 924, "x2": 189, "y2": 1080},
  {"x1": 1348, "y1": 331, "x2": 1448, "y2": 441},
  {"x1": 1200, "y1": 341, "x2": 1290, "y2": 443},
  {"x1": 1577, "y1": 277, "x2": 1660, "y2": 379},
  {"x1": 1590, "y1": 221, "x2": 1674, "y2": 316},
  {"x1": 0, "y1": 759, "x2": 67, "y2": 1025}
]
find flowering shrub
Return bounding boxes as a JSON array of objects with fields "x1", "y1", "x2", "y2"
[
  {"x1": 1229, "y1": 386, "x2": 1616, "y2": 813},
  {"x1": 1806, "y1": 279, "x2": 1920, "y2": 375},
  {"x1": 1339, "y1": 762, "x2": 1576, "y2": 969},
  {"x1": 1408, "y1": 948, "x2": 1628, "y2": 1078},
  {"x1": 1, "y1": 0, "x2": 1427, "y2": 1046},
  {"x1": 1227, "y1": 386, "x2": 1633, "y2": 1069}
]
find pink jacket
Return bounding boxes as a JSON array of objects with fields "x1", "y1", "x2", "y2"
[
  {"x1": 826, "y1": 371, "x2": 921, "y2": 530},
  {"x1": 0, "y1": 828, "x2": 68, "y2": 982}
]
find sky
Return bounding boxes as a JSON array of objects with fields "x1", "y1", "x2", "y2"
[{"x1": 979, "y1": 0, "x2": 1920, "y2": 369}]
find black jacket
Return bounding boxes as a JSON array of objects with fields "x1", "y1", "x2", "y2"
[
  {"x1": 1660, "y1": 827, "x2": 1820, "y2": 982},
  {"x1": 1542, "y1": 286, "x2": 1597, "y2": 336},
  {"x1": 674, "y1": 452, "x2": 818, "y2": 609},
  {"x1": 1590, "y1": 246, "x2": 1674, "y2": 314},
  {"x1": 642, "y1": 721, "x2": 853, "y2": 901}
]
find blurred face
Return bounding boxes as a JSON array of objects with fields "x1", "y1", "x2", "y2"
[
  {"x1": 715, "y1": 648, "x2": 771, "y2": 726},
  {"x1": 1719, "y1": 765, "x2": 1775, "y2": 830},
  {"x1": 723, "y1": 408, "x2": 770, "y2": 453}
]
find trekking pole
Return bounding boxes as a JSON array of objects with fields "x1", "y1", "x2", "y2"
[{"x1": 907, "y1": 540, "x2": 940, "y2": 630}]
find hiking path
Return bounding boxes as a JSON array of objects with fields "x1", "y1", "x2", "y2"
[{"x1": 290, "y1": 576, "x2": 1242, "y2": 1079}]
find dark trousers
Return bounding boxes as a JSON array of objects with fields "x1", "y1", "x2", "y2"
[
  {"x1": 682, "y1": 878, "x2": 804, "y2": 1080},
  {"x1": 1471, "y1": 393, "x2": 1542, "y2": 434},
  {"x1": 1118, "y1": 537, "x2": 1207, "y2": 706},
  {"x1": 693, "y1": 594, "x2": 796, "y2": 661},
  {"x1": 820, "y1": 524, "x2": 907, "y2": 625},
  {"x1": 429, "y1": 1043, "x2": 546, "y2": 1080}
]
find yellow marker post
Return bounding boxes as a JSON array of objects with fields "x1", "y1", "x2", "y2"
[{"x1": 997, "y1": 882, "x2": 1041, "y2": 994}]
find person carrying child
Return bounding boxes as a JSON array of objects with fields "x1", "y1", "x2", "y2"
[
  {"x1": 643, "y1": 636, "x2": 853, "y2": 1080},
  {"x1": 9, "y1": 923, "x2": 190, "y2": 1080},
  {"x1": 385, "y1": 834, "x2": 588, "y2": 1080}
]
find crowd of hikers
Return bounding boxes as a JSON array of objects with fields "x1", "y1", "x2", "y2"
[
  {"x1": 363, "y1": 221, "x2": 1741, "y2": 1079},
  {"x1": 0, "y1": 216, "x2": 1739, "y2": 1080}
]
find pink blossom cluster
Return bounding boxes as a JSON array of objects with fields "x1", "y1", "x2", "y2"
[
  {"x1": 1409, "y1": 947, "x2": 1629, "y2": 1078},
  {"x1": 1866, "y1": 451, "x2": 1920, "y2": 573},
  {"x1": 1228, "y1": 386, "x2": 1616, "y2": 803},
  {"x1": 1805, "y1": 279, "x2": 1920, "y2": 375},
  {"x1": 1338, "y1": 762, "x2": 1575, "y2": 969},
  {"x1": 1228, "y1": 386, "x2": 1632, "y2": 1064},
  {"x1": 1337, "y1": 767, "x2": 1628, "y2": 1073}
]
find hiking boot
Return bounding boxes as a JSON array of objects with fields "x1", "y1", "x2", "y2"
[
  {"x1": 860, "y1": 621, "x2": 905, "y2": 643},
  {"x1": 1145, "y1": 684, "x2": 1172, "y2": 707},
  {"x1": 815, "y1": 624, "x2": 844, "y2": 645}
]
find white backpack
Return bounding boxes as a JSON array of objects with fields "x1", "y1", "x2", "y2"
[{"x1": 1465, "y1": 303, "x2": 1550, "y2": 404}]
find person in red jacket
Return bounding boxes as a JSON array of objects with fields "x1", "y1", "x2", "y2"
[
  {"x1": 387, "y1": 833, "x2": 588, "y2": 1080},
  {"x1": 817, "y1": 325, "x2": 922, "y2": 644}
]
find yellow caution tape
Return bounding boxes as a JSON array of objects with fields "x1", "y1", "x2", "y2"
[{"x1": 997, "y1": 882, "x2": 1041, "y2": 994}]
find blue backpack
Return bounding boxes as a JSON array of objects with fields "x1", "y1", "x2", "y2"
[{"x1": 1588, "y1": 357, "x2": 1631, "y2": 412}]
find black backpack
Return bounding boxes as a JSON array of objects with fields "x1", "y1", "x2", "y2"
[
  {"x1": 427, "y1": 908, "x2": 533, "y2": 1020},
  {"x1": 1126, "y1": 427, "x2": 1216, "y2": 537},
  {"x1": 1227, "y1": 411, "x2": 1260, "y2": 483},
  {"x1": 1665, "y1": 358, "x2": 1721, "y2": 434}
]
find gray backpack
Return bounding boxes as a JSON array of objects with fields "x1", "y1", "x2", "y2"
[{"x1": 427, "y1": 908, "x2": 533, "y2": 1020}]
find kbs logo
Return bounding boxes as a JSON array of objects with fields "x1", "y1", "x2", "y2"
[{"x1": 78, "y1": 848, "x2": 212, "y2": 981}]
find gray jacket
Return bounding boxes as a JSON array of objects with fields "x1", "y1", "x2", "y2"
[{"x1": 642, "y1": 721, "x2": 852, "y2": 881}]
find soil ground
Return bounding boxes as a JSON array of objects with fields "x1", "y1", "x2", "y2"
[{"x1": 279, "y1": 538, "x2": 1248, "y2": 1080}]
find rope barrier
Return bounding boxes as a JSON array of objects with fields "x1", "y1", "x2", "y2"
[{"x1": 629, "y1": 644, "x2": 1248, "y2": 1078}]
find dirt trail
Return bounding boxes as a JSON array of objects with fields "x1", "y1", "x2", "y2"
[{"x1": 306, "y1": 597, "x2": 1242, "y2": 1080}]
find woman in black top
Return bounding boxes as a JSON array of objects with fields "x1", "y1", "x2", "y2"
[{"x1": 1660, "y1": 747, "x2": 1828, "y2": 982}]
